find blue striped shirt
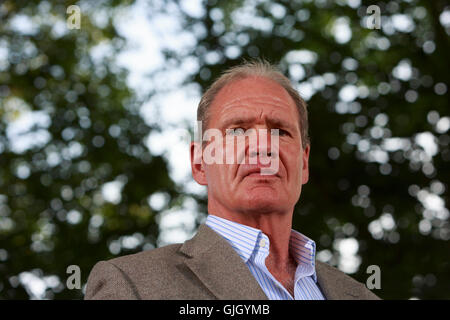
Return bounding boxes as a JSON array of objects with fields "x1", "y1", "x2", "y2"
[{"x1": 205, "y1": 214, "x2": 326, "y2": 300}]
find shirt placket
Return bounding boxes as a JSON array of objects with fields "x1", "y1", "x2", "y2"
[{"x1": 254, "y1": 233, "x2": 294, "y2": 300}]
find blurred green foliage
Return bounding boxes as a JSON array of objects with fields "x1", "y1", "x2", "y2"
[
  {"x1": 171, "y1": 0, "x2": 449, "y2": 299},
  {"x1": 0, "y1": 0, "x2": 178, "y2": 299},
  {"x1": 1, "y1": 0, "x2": 449, "y2": 299}
]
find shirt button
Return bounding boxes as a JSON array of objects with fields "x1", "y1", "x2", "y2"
[{"x1": 259, "y1": 239, "x2": 266, "y2": 248}]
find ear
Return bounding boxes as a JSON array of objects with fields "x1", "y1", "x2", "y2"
[
  {"x1": 301, "y1": 144, "x2": 310, "y2": 185},
  {"x1": 190, "y1": 141, "x2": 207, "y2": 185}
]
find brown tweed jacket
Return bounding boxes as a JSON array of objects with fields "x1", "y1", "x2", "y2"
[{"x1": 85, "y1": 224, "x2": 380, "y2": 300}]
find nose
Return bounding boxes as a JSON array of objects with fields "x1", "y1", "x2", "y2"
[{"x1": 248, "y1": 128, "x2": 278, "y2": 165}]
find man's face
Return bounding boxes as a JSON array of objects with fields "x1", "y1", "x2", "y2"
[{"x1": 191, "y1": 76, "x2": 310, "y2": 214}]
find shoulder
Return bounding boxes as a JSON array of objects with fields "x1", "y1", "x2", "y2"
[
  {"x1": 315, "y1": 260, "x2": 359, "y2": 281},
  {"x1": 315, "y1": 261, "x2": 381, "y2": 300},
  {"x1": 110, "y1": 243, "x2": 182, "y2": 264},
  {"x1": 85, "y1": 243, "x2": 185, "y2": 299},
  {"x1": 99, "y1": 243, "x2": 185, "y2": 275}
]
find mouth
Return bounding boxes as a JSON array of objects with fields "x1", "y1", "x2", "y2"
[
  {"x1": 242, "y1": 167, "x2": 280, "y2": 179},
  {"x1": 245, "y1": 173, "x2": 279, "y2": 179},
  {"x1": 247, "y1": 172, "x2": 264, "y2": 177}
]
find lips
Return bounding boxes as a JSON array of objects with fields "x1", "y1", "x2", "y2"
[
  {"x1": 247, "y1": 172, "x2": 263, "y2": 177},
  {"x1": 240, "y1": 165, "x2": 280, "y2": 180},
  {"x1": 244, "y1": 167, "x2": 262, "y2": 176}
]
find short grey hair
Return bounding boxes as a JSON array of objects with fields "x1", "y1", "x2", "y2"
[{"x1": 197, "y1": 59, "x2": 310, "y2": 148}]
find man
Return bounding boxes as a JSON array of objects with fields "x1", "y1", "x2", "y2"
[{"x1": 85, "y1": 60, "x2": 380, "y2": 300}]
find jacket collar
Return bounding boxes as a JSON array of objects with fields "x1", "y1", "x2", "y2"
[
  {"x1": 179, "y1": 223, "x2": 362, "y2": 300},
  {"x1": 178, "y1": 224, "x2": 268, "y2": 300},
  {"x1": 315, "y1": 260, "x2": 362, "y2": 299}
]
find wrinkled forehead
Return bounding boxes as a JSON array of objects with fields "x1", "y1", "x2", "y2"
[{"x1": 207, "y1": 77, "x2": 298, "y2": 126}]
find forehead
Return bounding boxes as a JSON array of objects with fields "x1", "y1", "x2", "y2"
[{"x1": 208, "y1": 76, "x2": 298, "y2": 124}]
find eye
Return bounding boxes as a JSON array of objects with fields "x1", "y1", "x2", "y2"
[
  {"x1": 271, "y1": 129, "x2": 289, "y2": 136},
  {"x1": 226, "y1": 127, "x2": 245, "y2": 136}
]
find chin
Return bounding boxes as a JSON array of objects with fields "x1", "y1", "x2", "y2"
[{"x1": 240, "y1": 189, "x2": 287, "y2": 213}]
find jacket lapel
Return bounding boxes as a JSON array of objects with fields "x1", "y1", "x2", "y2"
[
  {"x1": 178, "y1": 224, "x2": 367, "y2": 300},
  {"x1": 315, "y1": 261, "x2": 362, "y2": 299},
  {"x1": 178, "y1": 224, "x2": 268, "y2": 300}
]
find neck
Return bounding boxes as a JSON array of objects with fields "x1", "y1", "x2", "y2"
[{"x1": 208, "y1": 201, "x2": 294, "y2": 269}]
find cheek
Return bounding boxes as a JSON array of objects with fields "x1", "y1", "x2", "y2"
[
  {"x1": 204, "y1": 165, "x2": 218, "y2": 187},
  {"x1": 205, "y1": 164, "x2": 235, "y2": 185},
  {"x1": 281, "y1": 147, "x2": 302, "y2": 178}
]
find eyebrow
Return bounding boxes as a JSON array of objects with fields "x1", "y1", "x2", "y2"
[
  {"x1": 220, "y1": 117, "x2": 253, "y2": 130},
  {"x1": 219, "y1": 116, "x2": 297, "y2": 133}
]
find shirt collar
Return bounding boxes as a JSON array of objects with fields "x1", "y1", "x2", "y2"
[
  {"x1": 205, "y1": 214, "x2": 319, "y2": 283},
  {"x1": 205, "y1": 214, "x2": 261, "y2": 263},
  {"x1": 289, "y1": 229, "x2": 318, "y2": 283}
]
